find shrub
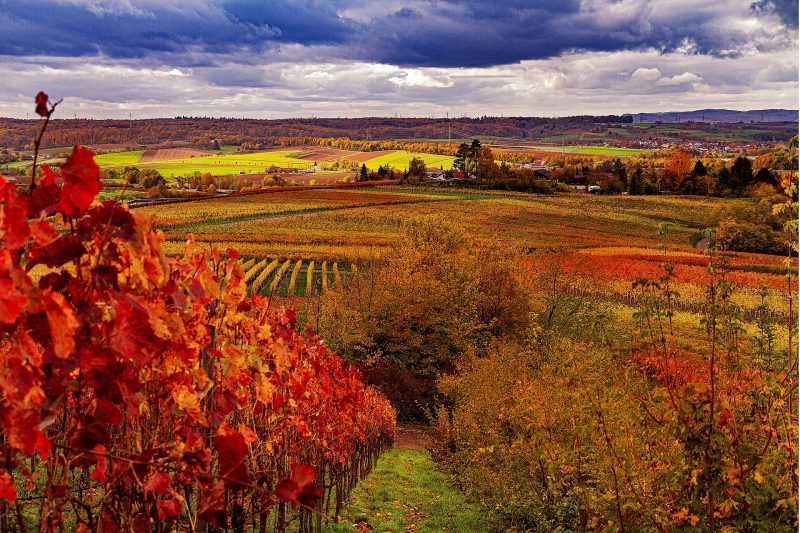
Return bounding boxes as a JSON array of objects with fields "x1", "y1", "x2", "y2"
[
  {"x1": 317, "y1": 218, "x2": 529, "y2": 420},
  {"x1": 715, "y1": 219, "x2": 788, "y2": 255}
]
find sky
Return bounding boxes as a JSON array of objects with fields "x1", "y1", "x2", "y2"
[{"x1": 0, "y1": 0, "x2": 797, "y2": 118}]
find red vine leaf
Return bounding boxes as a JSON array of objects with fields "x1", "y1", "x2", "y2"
[
  {"x1": 213, "y1": 428, "x2": 249, "y2": 488},
  {"x1": 28, "y1": 166, "x2": 61, "y2": 218},
  {"x1": 0, "y1": 251, "x2": 29, "y2": 324},
  {"x1": 156, "y1": 498, "x2": 182, "y2": 521},
  {"x1": 1, "y1": 178, "x2": 30, "y2": 249},
  {"x1": 35, "y1": 91, "x2": 49, "y2": 117},
  {"x1": 0, "y1": 471, "x2": 16, "y2": 503},
  {"x1": 275, "y1": 463, "x2": 321, "y2": 508},
  {"x1": 197, "y1": 481, "x2": 226, "y2": 526},
  {"x1": 58, "y1": 145, "x2": 100, "y2": 217},
  {"x1": 90, "y1": 445, "x2": 108, "y2": 482},
  {"x1": 144, "y1": 472, "x2": 171, "y2": 496},
  {"x1": 42, "y1": 289, "x2": 80, "y2": 358}
]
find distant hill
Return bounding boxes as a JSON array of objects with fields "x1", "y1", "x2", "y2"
[
  {"x1": 0, "y1": 111, "x2": 797, "y2": 151},
  {"x1": 629, "y1": 109, "x2": 797, "y2": 123}
]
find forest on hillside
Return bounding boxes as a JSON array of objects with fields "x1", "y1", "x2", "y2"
[{"x1": 0, "y1": 115, "x2": 795, "y2": 151}]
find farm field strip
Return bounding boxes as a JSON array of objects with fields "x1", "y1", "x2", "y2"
[
  {"x1": 353, "y1": 150, "x2": 455, "y2": 171},
  {"x1": 153, "y1": 188, "x2": 758, "y2": 260},
  {"x1": 250, "y1": 259, "x2": 280, "y2": 294},
  {"x1": 15, "y1": 147, "x2": 457, "y2": 178},
  {"x1": 513, "y1": 144, "x2": 649, "y2": 157},
  {"x1": 287, "y1": 260, "x2": 303, "y2": 293},
  {"x1": 152, "y1": 187, "x2": 790, "y2": 316},
  {"x1": 269, "y1": 259, "x2": 293, "y2": 293},
  {"x1": 160, "y1": 196, "x2": 449, "y2": 234},
  {"x1": 144, "y1": 189, "x2": 446, "y2": 229},
  {"x1": 236, "y1": 257, "x2": 352, "y2": 297}
]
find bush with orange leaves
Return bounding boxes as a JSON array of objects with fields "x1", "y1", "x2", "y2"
[
  {"x1": 0, "y1": 93, "x2": 395, "y2": 531},
  {"x1": 433, "y1": 243, "x2": 797, "y2": 531}
]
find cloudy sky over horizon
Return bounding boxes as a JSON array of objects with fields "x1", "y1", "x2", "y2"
[{"x1": 0, "y1": 0, "x2": 797, "y2": 118}]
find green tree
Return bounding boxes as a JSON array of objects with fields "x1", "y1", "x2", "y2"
[
  {"x1": 317, "y1": 219, "x2": 529, "y2": 419},
  {"x1": 141, "y1": 168, "x2": 165, "y2": 189},
  {"x1": 628, "y1": 165, "x2": 643, "y2": 195},
  {"x1": 612, "y1": 158, "x2": 627, "y2": 186},
  {"x1": 454, "y1": 143, "x2": 469, "y2": 174},
  {"x1": 408, "y1": 157, "x2": 426, "y2": 178},
  {"x1": 468, "y1": 139, "x2": 482, "y2": 175}
]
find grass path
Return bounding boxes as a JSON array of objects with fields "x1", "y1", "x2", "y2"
[{"x1": 329, "y1": 429, "x2": 490, "y2": 532}]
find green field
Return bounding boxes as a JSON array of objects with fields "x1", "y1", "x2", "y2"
[
  {"x1": 6, "y1": 148, "x2": 455, "y2": 178},
  {"x1": 94, "y1": 150, "x2": 145, "y2": 166},
  {"x1": 142, "y1": 151, "x2": 315, "y2": 177},
  {"x1": 529, "y1": 144, "x2": 649, "y2": 157},
  {"x1": 361, "y1": 150, "x2": 454, "y2": 171}
]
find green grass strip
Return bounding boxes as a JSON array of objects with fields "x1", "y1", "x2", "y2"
[{"x1": 331, "y1": 447, "x2": 491, "y2": 532}]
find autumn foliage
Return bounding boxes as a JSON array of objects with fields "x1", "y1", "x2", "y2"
[{"x1": 0, "y1": 95, "x2": 395, "y2": 531}]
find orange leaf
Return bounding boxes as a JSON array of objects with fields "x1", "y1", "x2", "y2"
[{"x1": 58, "y1": 145, "x2": 100, "y2": 217}]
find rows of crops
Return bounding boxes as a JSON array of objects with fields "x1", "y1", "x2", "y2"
[{"x1": 241, "y1": 257, "x2": 355, "y2": 296}]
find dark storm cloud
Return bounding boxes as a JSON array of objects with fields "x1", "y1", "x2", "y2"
[
  {"x1": 353, "y1": 0, "x2": 798, "y2": 67},
  {"x1": 0, "y1": 0, "x2": 353, "y2": 59},
  {"x1": 0, "y1": 0, "x2": 796, "y2": 67},
  {"x1": 751, "y1": 0, "x2": 799, "y2": 27}
]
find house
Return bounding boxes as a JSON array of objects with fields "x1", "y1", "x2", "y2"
[
  {"x1": 570, "y1": 184, "x2": 602, "y2": 193},
  {"x1": 521, "y1": 162, "x2": 547, "y2": 171},
  {"x1": 424, "y1": 168, "x2": 446, "y2": 181}
]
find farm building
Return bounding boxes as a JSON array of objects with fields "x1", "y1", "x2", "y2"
[{"x1": 424, "y1": 168, "x2": 447, "y2": 180}]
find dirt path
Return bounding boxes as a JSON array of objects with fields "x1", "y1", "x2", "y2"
[{"x1": 394, "y1": 424, "x2": 431, "y2": 451}]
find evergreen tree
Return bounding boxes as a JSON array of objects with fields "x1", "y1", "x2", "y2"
[
  {"x1": 717, "y1": 166, "x2": 732, "y2": 191},
  {"x1": 360, "y1": 163, "x2": 368, "y2": 181},
  {"x1": 628, "y1": 166, "x2": 642, "y2": 195},
  {"x1": 612, "y1": 158, "x2": 627, "y2": 186},
  {"x1": 730, "y1": 156, "x2": 753, "y2": 192},
  {"x1": 468, "y1": 139, "x2": 482, "y2": 174},
  {"x1": 691, "y1": 160, "x2": 707, "y2": 177},
  {"x1": 754, "y1": 167, "x2": 775, "y2": 185},
  {"x1": 454, "y1": 143, "x2": 470, "y2": 174}
]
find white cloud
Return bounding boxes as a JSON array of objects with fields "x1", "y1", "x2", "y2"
[
  {"x1": 0, "y1": 46, "x2": 795, "y2": 119},
  {"x1": 656, "y1": 72, "x2": 703, "y2": 86},
  {"x1": 389, "y1": 70, "x2": 453, "y2": 88},
  {"x1": 631, "y1": 67, "x2": 662, "y2": 81}
]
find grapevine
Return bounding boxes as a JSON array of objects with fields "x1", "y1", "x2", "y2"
[{"x1": 0, "y1": 92, "x2": 395, "y2": 532}]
